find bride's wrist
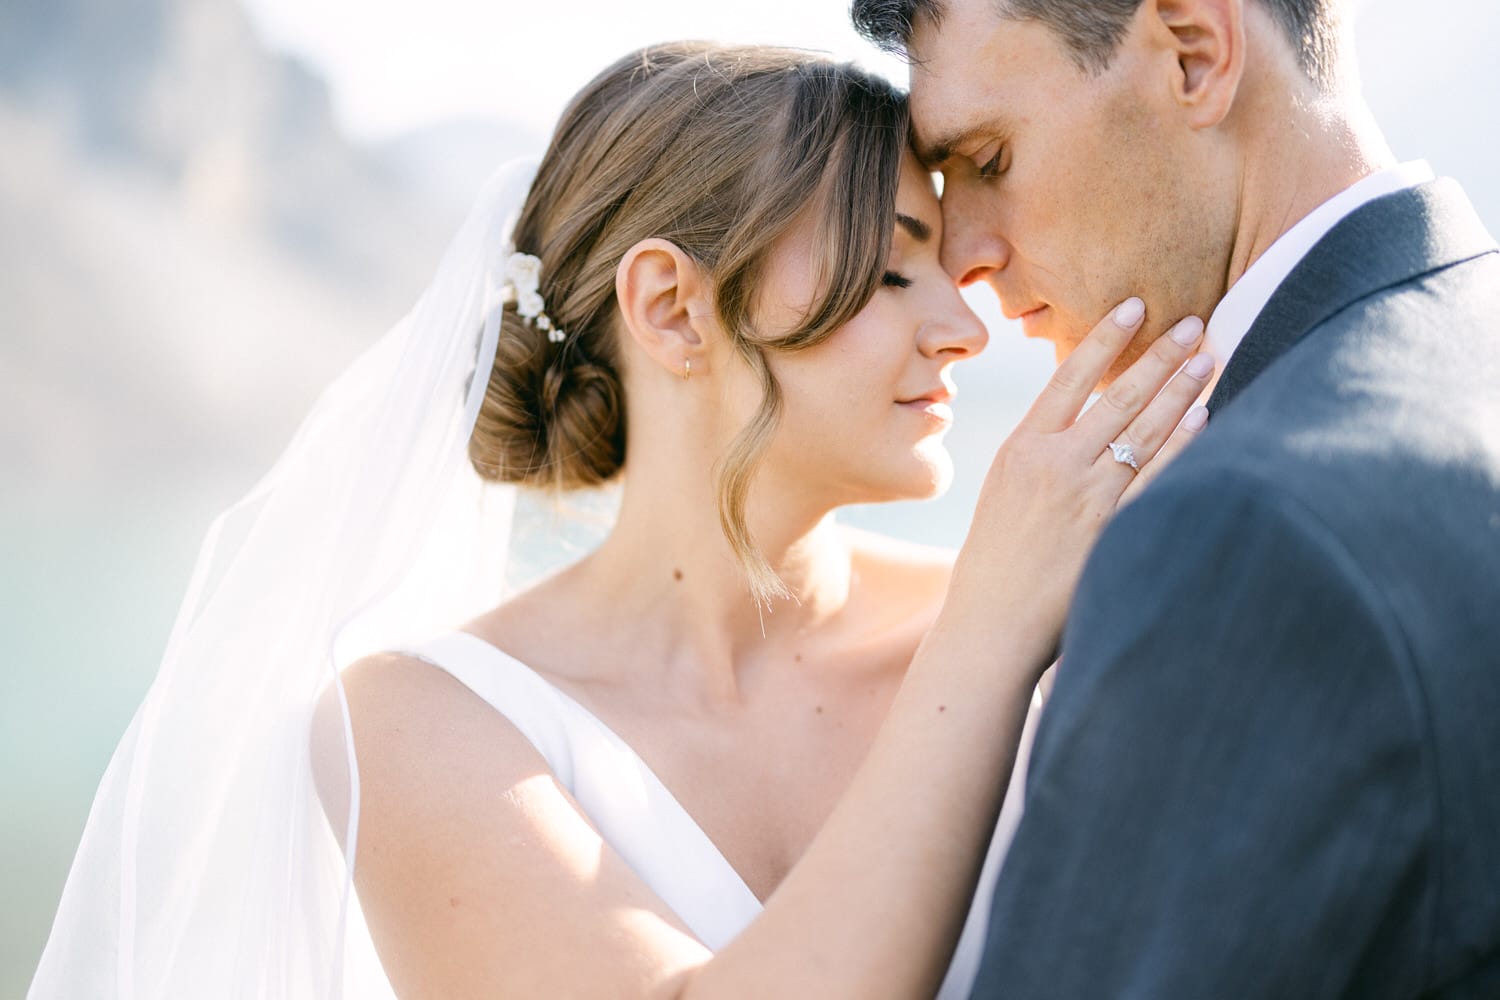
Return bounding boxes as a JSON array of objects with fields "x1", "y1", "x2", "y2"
[
  {"x1": 945, "y1": 553, "x2": 1065, "y2": 636},
  {"x1": 922, "y1": 591, "x2": 1060, "y2": 686}
]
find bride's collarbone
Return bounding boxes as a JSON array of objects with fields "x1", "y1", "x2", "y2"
[{"x1": 621, "y1": 706, "x2": 885, "y2": 903}]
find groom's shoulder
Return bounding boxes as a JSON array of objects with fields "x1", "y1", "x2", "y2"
[
  {"x1": 1089, "y1": 249, "x2": 1500, "y2": 747},
  {"x1": 1178, "y1": 237, "x2": 1500, "y2": 533},
  {"x1": 1080, "y1": 222, "x2": 1500, "y2": 658},
  {"x1": 1092, "y1": 238, "x2": 1500, "y2": 659},
  {"x1": 1128, "y1": 361, "x2": 1500, "y2": 622}
]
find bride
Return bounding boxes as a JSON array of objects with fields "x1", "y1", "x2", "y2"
[{"x1": 29, "y1": 42, "x2": 1212, "y2": 1000}]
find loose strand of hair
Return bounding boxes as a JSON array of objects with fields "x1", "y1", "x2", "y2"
[{"x1": 715, "y1": 349, "x2": 791, "y2": 608}]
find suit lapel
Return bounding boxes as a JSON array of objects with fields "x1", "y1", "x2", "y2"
[{"x1": 1207, "y1": 179, "x2": 1498, "y2": 412}]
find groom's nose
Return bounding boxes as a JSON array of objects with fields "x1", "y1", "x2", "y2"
[{"x1": 940, "y1": 180, "x2": 1013, "y2": 289}]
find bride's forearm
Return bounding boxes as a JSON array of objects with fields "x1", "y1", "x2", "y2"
[{"x1": 671, "y1": 604, "x2": 1043, "y2": 1000}]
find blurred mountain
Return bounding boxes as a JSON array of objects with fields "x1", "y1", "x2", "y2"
[
  {"x1": 0, "y1": 0, "x2": 531, "y2": 501},
  {"x1": 0, "y1": 0, "x2": 444, "y2": 283}
]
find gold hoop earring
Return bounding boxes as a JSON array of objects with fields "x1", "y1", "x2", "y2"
[{"x1": 683, "y1": 358, "x2": 692, "y2": 381}]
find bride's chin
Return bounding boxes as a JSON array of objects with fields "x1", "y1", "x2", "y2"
[
  {"x1": 860, "y1": 449, "x2": 955, "y2": 504},
  {"x1": 912, "y1": 443, "x2": 955, "y2": 494}
]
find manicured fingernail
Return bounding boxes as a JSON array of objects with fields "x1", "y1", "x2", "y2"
[
  {"x1": 1183, "y1": 405, "x2": 1209, "y2": 431},
  {"x1": 1170, "y1": 316, "x2": 1205, "y2": 346},
  {"x1": 1114, "y1": 297, "x2": 1146, "y2": 328},
  {"x1": 1186, "y1": 353, "x2": 1214, "y2": 379}
]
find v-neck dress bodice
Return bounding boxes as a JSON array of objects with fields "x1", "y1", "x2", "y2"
[{"x1": 396, "y1": 629, "x2": 1044, "y2": 999}]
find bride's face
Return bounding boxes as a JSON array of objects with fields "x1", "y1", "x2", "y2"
[{"x1": 754, "y1": 152, "x2": 989, "y2": 506}]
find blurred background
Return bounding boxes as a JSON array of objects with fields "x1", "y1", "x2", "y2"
[{"x1": 2, "y1": 0, "x2": 1497, "y2": 991}]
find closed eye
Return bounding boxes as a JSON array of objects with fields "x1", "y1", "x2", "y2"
[
  {"x1": 977, "y1": 147, "x2": 1006, "y2": 179},
  {"x1": 882, "y1": 271, "x2": 914, "y2": 289}
]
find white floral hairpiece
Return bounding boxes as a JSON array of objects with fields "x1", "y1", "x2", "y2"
[{"x1": 500, "y1": 248, "x2": 567, "y2": 343}]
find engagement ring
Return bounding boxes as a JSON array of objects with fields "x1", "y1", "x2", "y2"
[{"x1": 1108, "y1": 441, "x2": 1140, "y2": 472}]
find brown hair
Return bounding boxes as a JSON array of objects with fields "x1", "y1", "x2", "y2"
[
  {"x1": 468, "y1": 42, "x2": 909, "y2": 602},
  {"x1": 852, "y1": 0, "x2": 1344, "y2": 90}
]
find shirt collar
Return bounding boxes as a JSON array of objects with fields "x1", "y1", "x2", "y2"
[{"x1": 1203, "y1": 160, "x2": 1436, "y2": 372}]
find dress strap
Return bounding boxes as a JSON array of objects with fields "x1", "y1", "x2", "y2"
[
  {"x1": 392, "y1": 629, "x2": 765, "y2": 949},
  {"x1": 395, "y1": 630, "x2": 584, "y2": 786}
]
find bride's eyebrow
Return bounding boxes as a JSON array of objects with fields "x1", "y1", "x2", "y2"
[{"x1": 895, "y1": 214, "x2": 933, "y2": 242}]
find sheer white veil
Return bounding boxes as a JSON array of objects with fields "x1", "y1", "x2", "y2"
[{"x1": 28, "y1": 158, "x2": 541, "y2": 999}]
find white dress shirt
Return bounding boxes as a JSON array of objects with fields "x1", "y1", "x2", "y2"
[{"x1": 1204, "y1": 160, "x2": 1436, "y2": 381}]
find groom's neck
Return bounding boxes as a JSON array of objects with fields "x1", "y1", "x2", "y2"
[{"x1": 1222, "y1": 86, "x2": 1396, "y2": 294}]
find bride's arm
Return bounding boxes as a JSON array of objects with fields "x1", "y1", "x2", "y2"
[{"x1": 341, "y1": 301, "x2": 1213, "y2": 1000}]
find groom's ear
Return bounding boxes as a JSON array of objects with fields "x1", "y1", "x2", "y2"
[
  {"x1": 615, "y1": 238, "x2": 717, "y2": 378},
  {"x1": 1147, "y1": 0, "x2": 1246, "y2": 130}
]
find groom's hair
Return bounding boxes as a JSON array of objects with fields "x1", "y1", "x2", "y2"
[{"x1": 851, "y1": 0, "x2": 1342, "y2": 89}]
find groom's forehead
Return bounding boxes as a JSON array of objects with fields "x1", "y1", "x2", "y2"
[
  {"x1": 907, "y1": 23, "x2": 1033, "y2": 167},
  {"x1": 908, "y1": 10, "x2": 1089, "y2": 163}
]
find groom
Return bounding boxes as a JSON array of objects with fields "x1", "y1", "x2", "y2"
[{"x1": 854, "y1": 0, "x2": 1500, "y2": 996}]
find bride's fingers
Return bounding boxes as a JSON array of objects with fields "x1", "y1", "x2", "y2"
[
  {"x1": 1097, "y1": 352, "x2": 1215, "y2": 481},
  {"x1": 1120, "y1": 404, "x2": 1210, "y2": 505},
  {"x1": 1072, "y1": 314, "x2": 1206, "y2": 445},
  {"x1": 1023, "y1": 297, "x2": 1147, "y2": 431}
]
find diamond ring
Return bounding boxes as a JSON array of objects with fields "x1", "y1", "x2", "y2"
[{"x1": 1108, "y1": 441, "x2": 1140, "y2": 472}]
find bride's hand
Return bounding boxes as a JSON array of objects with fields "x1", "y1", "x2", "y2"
[{"x1": 943, "y1": 298, "x2": 1213, "y2": 665}]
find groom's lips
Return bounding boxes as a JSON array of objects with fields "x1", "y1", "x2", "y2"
[
  {"x1": 1001, "y1": 300, "x2": 1046, "y2": 321},
  {"x1": 1012, "y1": 305, "x2": 1049, "y2": 337}
]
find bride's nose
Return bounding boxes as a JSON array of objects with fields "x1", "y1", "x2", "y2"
[{"x1": 918, "y1": 289, "x2": 989, "y2": 360}]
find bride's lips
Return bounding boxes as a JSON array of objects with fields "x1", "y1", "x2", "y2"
[{"x1": 896, "y1": 387, "x2": 955, "y2": 425}]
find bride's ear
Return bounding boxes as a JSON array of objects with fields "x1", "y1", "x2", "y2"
[{"x1": 615, "y1": 238, "x2": 716, "y2": 378}]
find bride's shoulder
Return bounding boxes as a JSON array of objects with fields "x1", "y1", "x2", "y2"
[
  {"x1": 308, "y1": 650, "x2": 455, "y2": 846},
  {"x1": 840, "y1": 524, "x2": 955, "y2": 607},
  {"x1": 317, "y1": 649, "x2": 496, "y2": 771},
  {"x1": 313, "y1": 637, "x2": 547, "y2": 838},
  {"x1": 333, "y1": 648, "x2": 456, "y2": 717}
]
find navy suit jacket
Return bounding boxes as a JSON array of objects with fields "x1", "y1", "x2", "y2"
[{"x1": 970, "y1": 180, "x2": 1500, "y2": 998}]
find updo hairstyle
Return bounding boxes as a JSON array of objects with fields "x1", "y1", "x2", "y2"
[{"x1": 469, "y1": 42, "x2": 909, "y2": 601}]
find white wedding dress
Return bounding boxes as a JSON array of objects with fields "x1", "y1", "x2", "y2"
[{"x1": 393, "y1": 629, "x2": 1046, "y2": 999}]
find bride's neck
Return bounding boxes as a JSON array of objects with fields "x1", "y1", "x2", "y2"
[{"x1": 569, "y1": 463, "x2": 854, "y2": 701}]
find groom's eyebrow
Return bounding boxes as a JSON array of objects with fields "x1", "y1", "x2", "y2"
[
  {"x1": 914, "y1": 122, "x2": 996, "y2": 169},
  {"x1": 895, "y1": 214, "x2": 933, "y2": 242}
]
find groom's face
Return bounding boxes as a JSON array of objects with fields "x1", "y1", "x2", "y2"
[{"x1": 909, "y1": 0, "x2": 1231, "y2": 380}]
